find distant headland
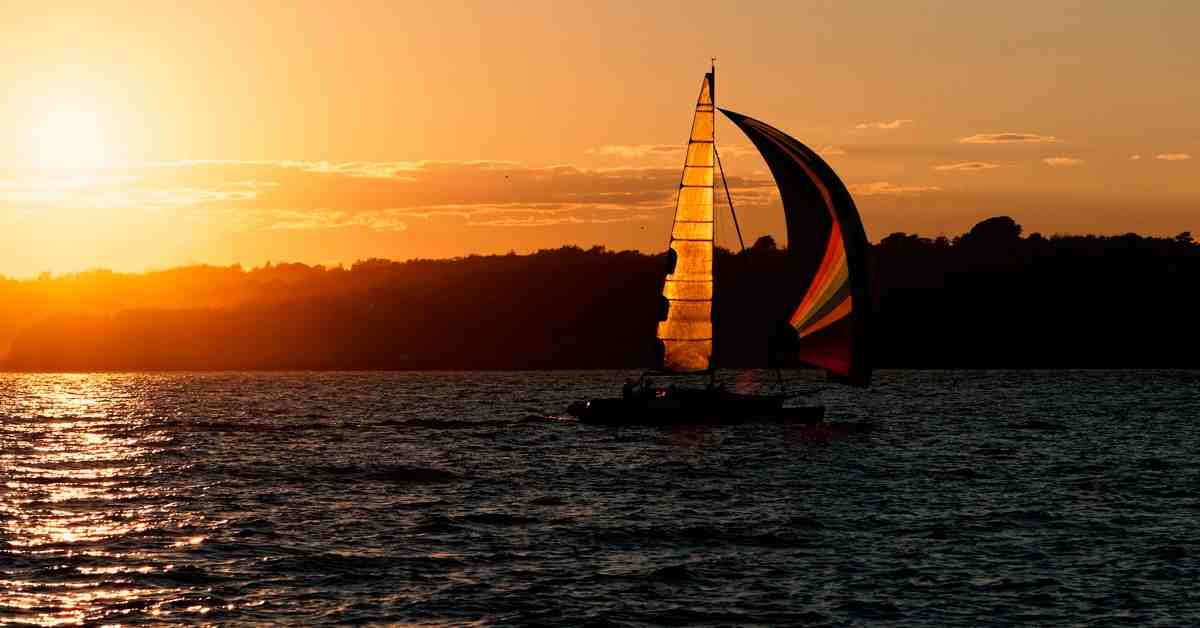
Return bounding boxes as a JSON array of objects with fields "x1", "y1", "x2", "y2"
[{"x1": 2, "y1": 217, "x2": 1197, "y2": 371}]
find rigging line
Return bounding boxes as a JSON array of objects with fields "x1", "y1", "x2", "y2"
[{"x1": 714, "y1": 143, "x2": 745, "y2": 253}]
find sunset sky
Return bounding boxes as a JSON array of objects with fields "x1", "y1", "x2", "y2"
[{"x1": 2, "y1": 1, "x2": 1197, "y2": 277}]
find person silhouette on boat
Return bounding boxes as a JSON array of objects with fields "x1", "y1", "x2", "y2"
[
  {"x1": 642, "y1": 379, "x2": 656, "y2": 400},
  {"x1": 622, "y1": 377, "x2": 636, "y2": 400}
]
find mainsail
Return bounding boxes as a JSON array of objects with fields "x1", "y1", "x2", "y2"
[
  {"x1": 721, "y1": 109, "x2": 872, "y2": 387},
  {"x1": 656, "y1": 72, "x2": 715, "y2": 372}
]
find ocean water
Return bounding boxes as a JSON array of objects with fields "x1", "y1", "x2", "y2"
[{"x1": 1, "y1": 370, "x2": 1198, "y2": 626}]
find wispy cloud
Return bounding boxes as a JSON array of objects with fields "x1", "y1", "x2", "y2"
[
  {"x1": 714, "y1": 143, "x2": 761, "y2": 159},
  {"x1": 1042, "y1": 156, "x2": 1084, "y2": 167},
  {"x1": 818, "y1": 146, "x2": 847, "y2": 156},
  {"x1": 933, "y1": 161, "x2": 1001, "y2": 172},
  {"x1": 2, "y1": 160, "x2": 775, "y2": 232},
  {"x1": 1155, "y1": 153, "x2": 1192, "y2": 161},
  {"x1": 1130, "y1": 155, "x2": 1143, "y2": 161},
  {"x1": 586, "y1": 144, "x2": 679, "y2": 159},
  {"x1": 468, "y1": 213, "x2": 655, "y2": 228},
  {"x1": 0, "y1": 173, "x2": 274, "y2": 210},
  {"x1": 855, "y1": 119, "x2": 912, "y2": 130},
  {"x1": 267, "y1": 209, "x2": 409, "y2": 232},
  {"x1": 720, "y1": 185, "x2": 779, "y2": 208},
  {"x1": 152, "y1": 159, "x2": 422, "y2": 179},
  {"x1": 107, "y1": 161, "x2": 695, "y2": 210},
  {"x1": 0, "y1": 173, "x2": 140, "y2": 191},
  {"x1": 848, "y1": 181, "x2": 941, "y2": 196},
  {"x1": 380, "y1": 202, "x2": 662, "y2": 228},
  {"x1": 959, "y1": 133, "x2": 1062, "y2": 144},
  {"x1": 297, "y1": 161, "x2": 425, "y2": 179}
]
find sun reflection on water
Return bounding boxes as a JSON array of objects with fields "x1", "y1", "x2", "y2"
[{"x1": 1, "y1": 374, "x2": 196, "y2": 626}]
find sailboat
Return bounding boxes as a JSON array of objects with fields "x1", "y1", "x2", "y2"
[{"x1": 569, "y1": 65, "x2": 872, "y2": 426}]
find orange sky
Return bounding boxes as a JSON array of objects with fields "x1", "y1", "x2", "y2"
[{"x1": 1, "y1": 1, "x2": 1197, "y2": 277}]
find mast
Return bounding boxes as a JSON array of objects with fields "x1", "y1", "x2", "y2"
[{"x1": 705, "y1": 61, "x2": 715, "y2": 386}]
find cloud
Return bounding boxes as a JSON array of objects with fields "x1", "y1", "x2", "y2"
[
  {"x1": 266, "y1": 209, "x2": 409, "y2": 232},
  {"x1": 959, "y1": 133, "x2": 1062, "y2": 144},
  {"x1": 848, "y1": 181, "x2": 941, "y2": 196},
  {"x1": 468, "y1": 212, "x2": 655, "y2": 228},
  {"x1": 376, "y1": 202, "x2": 662, "y2": 228},
  {"x1": 36, "y1": 161, "x2": 676, "y2": 210},
  {"x1": 818, "y1": 146, "x2": 847, "y2": 156},
  {"x1": 719, "y1": 185, "x2": 779, "y2": 208},
  {"x1": 1130, "y1": 155, "x2": 1142, "y2": 161},
  {"x1": 295, "y1": 161, "x2": 425, "y2": 179},
  {"x1": 0, "y1": 172, "x2": 273, "y2": 210},
  {"x1": 0, "y1": 173, "x2": 140, "y2": 191},
  {"x1": 933, "y1": 161, "x2": 1001, "y2": 172},
  {"x1": 1155, "y1": 153, "x2": 1192, "y2": 161},
  {"x1": 2, "y1": 160, "x2": 781, "y2": 232},
  {"x1": 1042, "y1": 156, "x2": 1084, "y2": 167},
  {"x1": 586, "y1": 144, "x2": 679, "y2": 159},
  {"x1": 855, "y1": 119, "x2": 912, "y2": 130},
  {"x1": 714, "y1": 143, "x2": 761, "y2": 159},
  {"x1": 223, "y1": 203, "x2": 662, "y2": 232},
  {"x1": 586, "y1": 142, "x2": 762, "y2": 163}
]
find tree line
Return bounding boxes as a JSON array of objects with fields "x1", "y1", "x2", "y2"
[{"x1": 2, "y1": 217, "x2": 1197, "y2": 371}]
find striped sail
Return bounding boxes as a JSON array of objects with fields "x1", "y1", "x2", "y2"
[
  {"x1": 656, "y1": 73, "x2": 715, "y2": 372},
  {"x1": 721, "y1": 108, "x2": 872, "y2": 387}
]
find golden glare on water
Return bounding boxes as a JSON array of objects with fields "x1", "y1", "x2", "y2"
[{"x1": 0, "y1": 374, "x2": 195, "y2": 626}]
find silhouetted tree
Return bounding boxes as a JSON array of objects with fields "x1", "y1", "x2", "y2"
[
  {"x1": 962, "y1": 216, "x2": 1022, "y2": 244},
  {"x1": 751, "y1": 235, "x2": 777, "y2": 252}
]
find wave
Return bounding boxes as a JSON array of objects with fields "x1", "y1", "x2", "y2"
[
  {"x1": 1007, "y1": 420, "x2": 1069, "y2": 431},
  {"x1": 132, "y1": 564, "x2": 229, "y2": 586},
  {"x1": 316, "y1": 464, "x2": 461, "y2": 484},
  {"x1": 457, "y1": 512, "x2": 538, "y2": 526},
  {"x1": 200, "y1": 463, "x2": 461, "y2": 484},
  {"x1": 127, "y1": 419, "x2": 340, "y2": 433},
  {"x1": 377, "y1": 415, "x2": 550, "y2": 430}
]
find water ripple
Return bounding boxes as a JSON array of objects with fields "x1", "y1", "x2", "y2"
[{"x1": 2, "y1": 370, "x2": 1199, "y2": 625}]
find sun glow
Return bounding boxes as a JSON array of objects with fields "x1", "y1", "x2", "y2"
[{"x1": 30, "y1": 107, "x2": 112, "y2": 169}]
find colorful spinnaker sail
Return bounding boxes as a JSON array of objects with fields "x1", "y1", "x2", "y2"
[
  {"x1": 655, "y1": 72, "x2": 715, "y2": 372},
  {"x1": 721, "y1": 109, "x2": 872, "y2": 387}
]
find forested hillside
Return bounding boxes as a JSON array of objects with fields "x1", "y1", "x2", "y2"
[{"x1": 3, "y1": 217, "x2": 1197, "y2": 370}]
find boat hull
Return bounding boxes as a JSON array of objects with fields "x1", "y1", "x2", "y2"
[{"x1": 567, "y1": 390, "x2": 824, "y2": 426}]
